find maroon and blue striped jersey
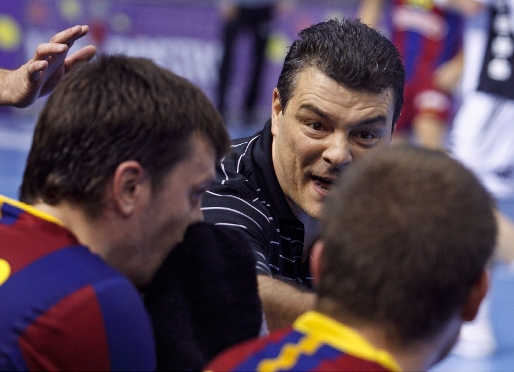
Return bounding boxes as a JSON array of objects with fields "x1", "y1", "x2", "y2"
[
  {"x1": 0, "y1": 196, "x2": 156, "y2": 371},
  {"x1": 392, "y1": 0, "x2": 463, "y2": 79},
  {"x1": 390, "y1": 0, "x2": 464, "y2": 131}
]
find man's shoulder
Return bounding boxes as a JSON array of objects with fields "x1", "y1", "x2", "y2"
[
  {"x1": 216, "y1": 131, "x2": 264, "y2": 182},
  {"x1": 202, "y1": 122, "x2": 285, "y2": 248},
  {"x1": 1, "y1": 238, "x2": 138, "y2": 311},
  {"x1": 0, "y1": 244, "x2": 153, "y2": 371},
  {"x1": 207, "y1": 321, "x2": 396, "y2": 371},
  {"x1": 8, "y1": 245, "x2": 134, "y2": 299},
  {"x1": 208, "y1": 126, "x2": 271, "y2": 204}
]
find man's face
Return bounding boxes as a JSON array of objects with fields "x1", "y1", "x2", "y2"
[
  {"x1": 135, "y1": 133, "x2": 216, "y2": 284},
  {"x1": 271, "y1": 67, "x2": 396, "y2": 220}
]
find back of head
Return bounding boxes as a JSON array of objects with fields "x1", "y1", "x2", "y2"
[
  {"x1": 20, "y1": 54, "x2": 230, "y2": 218},
  {"x1": 318, "y1": 145, "x2": 496, "y2": 344},
  {"x1": 276, "y1": 18, "x2": 406, "y2": 125}
]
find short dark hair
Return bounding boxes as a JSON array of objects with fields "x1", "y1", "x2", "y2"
[
  {"x1": 20, "y1": 54, "x2": 230, "y2": 218},
  {"x1": 276, "y1": 18, "x2": 405, "y2": 127},
  {"x1": 318, "y1": 145, "x2": 496, "y2": 344}
]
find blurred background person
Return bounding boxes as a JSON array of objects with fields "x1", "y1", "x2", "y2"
[
  {"x1": 359, "y1": 0, "x2": 466, "y2": 149},
  {"x1": 216, "y1": 0, "x2": 278, "y2": 125},
  {"x1": 448, "y1": 0, "x2": 514, "y2": 358}
]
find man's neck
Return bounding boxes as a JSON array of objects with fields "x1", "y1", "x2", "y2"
[{"x1": 32, "y1": 201, "x2": 112, "y2": 259}]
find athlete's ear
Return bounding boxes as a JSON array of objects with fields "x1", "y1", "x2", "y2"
[
  {"x1": 461, "y1": 270, "x2": 489, "y2": 322},
  {"x1": 310, "y1": 239, "x2": 325, "y2": 289},
  {"x1": 111, "y1": 160, "x2": 149, "y2": 217}
]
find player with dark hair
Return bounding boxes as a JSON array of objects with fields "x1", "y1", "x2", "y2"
[{"x1": 1, "y1": 54, "x2": 230, "y2": 370}]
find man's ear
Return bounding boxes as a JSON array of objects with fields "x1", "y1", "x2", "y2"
[
  {"x1": 310, "y1": 240, "x2": 325, "y2": 289},
  {"x1": 111, "y1": 160, "x2": 147, "y2": 217},
  {"x1": 271, "y1": 88, "x2": 282, "y2": 136},
  {"x1": 461, "y1": 270, "x2": 489, "y2": 322}
]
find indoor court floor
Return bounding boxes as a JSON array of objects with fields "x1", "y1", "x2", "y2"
[{"x1": 1, "y1": 113, "x2": 513, "y2": 371}]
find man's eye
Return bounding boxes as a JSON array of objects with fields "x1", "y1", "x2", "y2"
[
  {"x1": 309, "y1": 122, "x2": 324, "y2": 131},
  {"x1": 359, "y1": 131, "x2": 376, "y2": 140}
]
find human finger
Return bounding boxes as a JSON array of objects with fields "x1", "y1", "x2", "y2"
[
  {"x1": 64, "y1": 45, "x2": 97, "y2": 72},
  {"x1": 50, "y1": 25, "x2": 90, "y2": 45},
  {"x1": 32, "y1": 42, "x2": 68, "y2": 62},
  {"x1": 25, "y1": 60, "x2": 48, "y2": 82}
]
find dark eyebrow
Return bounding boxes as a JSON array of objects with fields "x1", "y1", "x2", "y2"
[
  {"x1": 355, "y1": 115, "x2": 388, "y2": 127},
  {"x1": 298, "y1": 103, "x2": 388, "y2": 127},
  {"x1": 297, "y1": 104, "x2": 330, "y2": 120}
]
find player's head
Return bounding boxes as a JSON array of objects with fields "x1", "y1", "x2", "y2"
[
  {"x1": 314, "y1": 145, "x2": 496, "y2": 349},
  {"x1": 20, "y1": 54, "x2": 231, "y2": 287},
  {"x1": 21, "y1": 54, "x2": 229, "y2": 218}
]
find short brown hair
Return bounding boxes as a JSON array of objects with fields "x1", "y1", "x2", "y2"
[
  {"x1": 318, "y1": 145, "x2": 496, "y2": 343},
  {"x1": 20, "y1": 54, "x2": 230, "y2": 218}
]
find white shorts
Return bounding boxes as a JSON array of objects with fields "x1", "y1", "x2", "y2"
[{"x1": 449, "y1": 91, "x2": 514, "y2": 200}]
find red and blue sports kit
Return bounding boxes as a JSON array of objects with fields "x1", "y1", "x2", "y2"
[
  {"x1": 0, "y1": 196, "x2": 156, "y2": 371},
  {"x1": 391, "y1": 0, "x2": 464, "y2": 132},
  {"x1": 206, "y1": 311, "x2": 402, "y2": 371}
]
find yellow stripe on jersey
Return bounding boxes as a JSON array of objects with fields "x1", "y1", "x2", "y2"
[
  {"x1": 293, "y1": 311, "x2": 402, "y2": 372},
  {"x1": 257, "y1": 333, "x2": 322, "y2": 372},
  {"x1": 0, "y1": 195, "x2": 64, "y2": 227},
  {"x1": 0, "y1": 258, "x2": 11, "y2": 286}
]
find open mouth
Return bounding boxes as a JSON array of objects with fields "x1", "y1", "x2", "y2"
[{"x1": 311, "y1": 175, "x2": 334, "y2": 192}]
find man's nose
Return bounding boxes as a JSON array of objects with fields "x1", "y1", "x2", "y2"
[{"x1": 322, "y1": 134, "x2": 352, "y2": 169}]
